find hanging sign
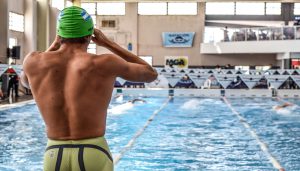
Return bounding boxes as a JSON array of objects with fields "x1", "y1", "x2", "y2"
[{"x1": 162, "y1": 32, "x2": 195, "y2": 47}]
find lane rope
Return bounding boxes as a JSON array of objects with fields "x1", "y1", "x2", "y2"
[
  {"x1": 113, "y1": 97, "x2": 171, "y2": 165},
  {"x1": 222, "y1": 97, "x2": 285, "y2": 171}
]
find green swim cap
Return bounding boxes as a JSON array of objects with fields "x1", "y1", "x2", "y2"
[{"x1": 57, "y1": 6, "x2": 94, "y2": 38}]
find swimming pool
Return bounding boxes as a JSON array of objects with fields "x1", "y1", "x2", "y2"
[{"x1": 0, "y1": 96, "x2": 299, "y2": 171}]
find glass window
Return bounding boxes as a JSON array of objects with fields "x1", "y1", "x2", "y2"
[
  {"x1": 97, "y1": 2, "x2": 125, "y2": 15},
  {"x1": 266, "y1": 3, "x2": 281, "y2": 15},
  {"x1": 138, "y1": 3, "x2": 167, "y2": 15},
  {"x1": 9, "y1": 12, "x2": 24, "y2": 32},
  {"x1": 88, "y1": 43, "x2": 96, "y2": 54},
  {"x1": 81, "y1": 3, "x2": 96, "y2": 15},
  {"x1": 140, "y1": 56, "x2": 153, "y2": 66},
  {"x1": 51, "y1": 0, "x2": 64, "y2": 11},
  {"x1": 256, "y1": 66, "x2": 271, "y2": 71},
  {"x1": 205, "y1": 2, "x2": 235, "y2": 15},
  {"x1": 66, "y1": 1, "x2": 73, "y2": 7},
  {"x1": 235, "y1": 66, "x2": 249, "y2": 71},
  {"x1": 295, "y1": 3, "x2": 300, "y2": 15},
  {"x1": 9, "y1": 38, "x2": 17, "y2": 49},
  {"x1": 236, "y1": 2, "x2": 265, "y2": 15},
  {"x1": 168, "y1": 2, "x2": 197, "y2": 15},
  {"x1": 203, "y1": 27, "x2": 224, "y2": 43}
]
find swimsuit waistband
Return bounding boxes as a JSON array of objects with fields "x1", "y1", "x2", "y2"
[{"x1": 46, "y1": 136, "x2": 113, "y2": 162}]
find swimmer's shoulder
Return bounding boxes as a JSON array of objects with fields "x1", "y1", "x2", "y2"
[
  {"x1": 23, "y1": 51, "x2": 43, "y2": 64},
  {"x1": 91, "y1": 53, "x2": 124, "y2": 66}
]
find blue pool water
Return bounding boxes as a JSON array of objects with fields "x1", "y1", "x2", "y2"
[{"x1": 0, "y1": 97, "x2": 300, "y2": 171}]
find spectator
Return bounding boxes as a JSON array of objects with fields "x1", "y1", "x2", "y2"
[{"x1": 7, "y1": 75, "x2": 19, "y2": 98}]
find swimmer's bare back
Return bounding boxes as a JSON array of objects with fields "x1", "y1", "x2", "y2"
[{"x1": 21, "y1": 28, "x2": 157, "y2": 140}]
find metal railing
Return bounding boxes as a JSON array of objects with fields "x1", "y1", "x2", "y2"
[{"x1": 204, "y1": 26, "x2": 300, "y2": 43}]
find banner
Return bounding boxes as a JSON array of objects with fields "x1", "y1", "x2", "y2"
[
  {"x1": 188, "y1": 74, "x2": 209, "y2": 88},
  {"x1": 240, "y1": 75, "x2": 263, "y2": 89},
  {"x1": 0, "y1": 64, "x2": 8, "y2": 75},
  {"x1": 116, "y1": 77, "x2": 127, "y2": 86},
  {"x1": 162, "y1": 32, "x2": 195, "y2": 47},
  {"x1": 215, "y1": 74, "x2": 237, "y2": 89},
  {"x1": 265, "y1": 75, "x2": 289, "y2": 89},
  {"x1": 161, "y1": 73, "x2": 184, "y2": 87},
  {"x1": 12, "y1": 65, "x2": 23, "y2": 76},
  {"x1": 165, "y1": 56, "x2": 188, "y2": 69}
]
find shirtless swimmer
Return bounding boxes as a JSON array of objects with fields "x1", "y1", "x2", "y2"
[{"x1": 21, "y1": 6, "x2": 157, "y2": 171}]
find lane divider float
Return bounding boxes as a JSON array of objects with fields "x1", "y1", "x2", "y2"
[
  {"x1": 222, "y1": 97, "x2": 285, "y2": 171},
  {"x1": 114, "y1": 97, "x2": 171, "y2": 165}
]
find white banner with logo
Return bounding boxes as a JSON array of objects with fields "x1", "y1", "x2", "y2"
[{"x1": 164, "y1": 56, "x2": 188, "y2": 69}]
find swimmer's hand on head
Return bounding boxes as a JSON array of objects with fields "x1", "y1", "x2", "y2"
[
  {"x1": 92, "y1": 28, "x2": 111, "y2": 47},
  {"x1": 92, "y1": 28, "x2": 158, "y2": 83}
]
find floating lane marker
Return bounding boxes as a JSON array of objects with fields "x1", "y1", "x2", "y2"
[
  {"x1": 113, "y1": 97, "x2": 171, "y2": 165},
  {"x1": 222, "y1": 97, "x2": 285, "y2": 171}
]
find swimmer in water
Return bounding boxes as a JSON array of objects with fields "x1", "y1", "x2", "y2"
[
  {"x1": 274, "y1": 102, "x2": 294, "y2": 110},
  {"x1": 128, "y1": 99, "x2": 146, "y2": 104},
  {"x1": 21, "y1": 6, "x2": 157, "y2": 171}
]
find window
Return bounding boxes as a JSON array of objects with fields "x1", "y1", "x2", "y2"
[
  {"x1": 255, "y1": 66, "x2": 271, "y2": 71},
  {"x1": 9, "y1": 12, "x2": 24, "y2": 32},
  {"x1": 138, "y1": 3, "x2": 167, "y2": 15},
  {"x1": 102, "y1": 20, "x2": 116, "y2": 28},
  {"x1": 97, "y1": 2, "x2": 125, "y2": 15},
  {"x1": 203, "y1": 27, "x2": 227, "y2": 43},
  {"x1": 266, "y1": 3, "x2": 281, "y2": 15},
  {"x1": 66, "y1": 1, "x2": 73, "y2": 7},
  {"x1": 235, "y1": 66, "x2": 249, "y2": 71},
  {"x1": 9, "y1": 38, "x2": 17, "y2": 49},
  {"x1": 205, "y1": 2, "x2": 235, "y2": 15},
  {"x1": 140, "y1": 56, "x2": 153, "y2": 66},
  {"x1": 236, "y1": 2, "x2": 265, "y2": 15},
  {"x1": 168, "y1": 3, "x2": 197, "y2": 15},
  {"x1": 51, "y1": 0, "x2": 64, "y2": 10},
  {"x1": 81, "y1": 3, "x2": 96, "y2": 15},
  {"x1": 295, "y1": 3, "x2": 300, "y2": 15},
  {"x1": 88, "y1": 43, "x2": 96, "y2": 54}
]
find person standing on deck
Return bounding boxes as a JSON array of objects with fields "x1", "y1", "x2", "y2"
[{"x1": 21, "y1": 6, "x2": 157, "y2": 171}]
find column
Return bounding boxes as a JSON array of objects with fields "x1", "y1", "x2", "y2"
[
  {"x1": 0, "y1": 0, "x2": 8, "y2": 62},
  {"x1": 73, "y1": 0, "x2": 81, "y2": 7},
  {"x1": 36, "y1": 0, "x2": 50, "y2": 51},
  {"x1": 24, "y1": 0, "x2": 38, "y2": 58}
]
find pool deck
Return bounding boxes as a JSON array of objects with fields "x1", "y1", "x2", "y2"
[{"x1": 0, "y1": 95, "x2": 34, "y2": 105}]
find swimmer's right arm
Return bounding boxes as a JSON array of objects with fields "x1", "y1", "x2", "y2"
[{"x1": 92, "y1": 29, "x2": 157, "y2": 82}]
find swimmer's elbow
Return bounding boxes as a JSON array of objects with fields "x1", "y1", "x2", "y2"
[
  {"x1": 20, "y1": 72, "x2": 31, "y2": 89},
  {"x1": 144, "y1": 69, "x2": 158, "y2": 83}
]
